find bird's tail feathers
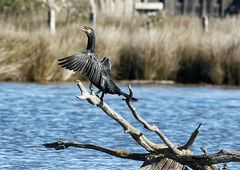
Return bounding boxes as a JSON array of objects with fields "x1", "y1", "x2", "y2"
[{"x1": 120, "y1": 91, "x2": 138, "y2": 102}]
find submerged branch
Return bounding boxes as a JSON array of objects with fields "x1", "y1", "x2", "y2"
[{"x1": 43, "y1": 140, "x2": 148, "y2": 161}]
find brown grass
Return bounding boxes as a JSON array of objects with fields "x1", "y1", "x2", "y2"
[{"x1": 0, "y1": 14, "x2": 240, "y2": 85}]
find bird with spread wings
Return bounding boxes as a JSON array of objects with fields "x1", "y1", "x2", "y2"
[{"x1": 58, "y1": 26, "x2": 137, "y2": 101}]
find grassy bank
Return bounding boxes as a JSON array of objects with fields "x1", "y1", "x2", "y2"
[{"x1": 0, "y1": 14, "x2": 240, "y2": 85}]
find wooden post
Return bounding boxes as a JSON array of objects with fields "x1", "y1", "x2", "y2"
[
  {"x1": 89, "y1": 0, "x2": 97, "y2": 26},
  {"x1": 48, "y1": 8, "x2": 56, "y2": 34},
  {"x1": 47, "y1": 0, "x2": 56, "y2": 34},
  {"x1": 202, "y1": 15, "x2": 209, "y2": 33}
]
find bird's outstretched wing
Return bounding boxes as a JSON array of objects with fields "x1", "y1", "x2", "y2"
[
  {"x1": 58, "y1": 52, "x2": 102, "y2": 84},
  {"x1": 101, "y1": 57, "x2": 112, "y2": 73}
]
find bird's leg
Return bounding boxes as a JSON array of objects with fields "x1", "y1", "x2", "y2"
[
  {"x1": 95, "y1": 90, "x2": 104, "y2": 102},
  {"x1": 89, "y1": 83, "x2": 95, "y2": 95},
  {"x1": 100, "y1": 92, "x2": 105, "y2": 102},
  {"x1": 95, "y1": 90, "x2": 101, "y2": 98},
  {"x1": 96, "y1": 90, "x2": 102, "y2": 95}
]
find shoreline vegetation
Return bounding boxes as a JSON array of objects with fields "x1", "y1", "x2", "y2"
[{"x1": 0, "y1": 13, "x2": 240, "y2": 85}]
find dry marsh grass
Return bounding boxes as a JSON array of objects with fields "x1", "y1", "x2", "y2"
[
  {"x1": 0, "y1": 23, "x2": 82, "y2": 82},
  {"x1": 0, "y1": 14, "x2": 240, "y2": 85}
]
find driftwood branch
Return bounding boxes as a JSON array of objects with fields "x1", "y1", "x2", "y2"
[
  {"x1": 193, "y1": 149, "x2": 240, "y2": 165},
  {"x1": 75, "y1": 80, "x2": 164, "y2": 152},
  {"x1": 43, "y1": 140, "x2": 148, "y2": 161},
  {"x1": 178, "y1": 150, "x2": 240, "y2": 169},
  {"x1": 181, "y1": 123, "x2": 202, "y2": 150},
  {"x1": 199, "y1": 147, "x2": 219, "y2": 170},
  {"x1": 138, "y1": 149, "x2": 239, "y2": 170},
  {"x1": 126, "y1": 85, "x2": 182, "y2": 155},
  {"x1": 44, "y1": 80, "x2": 240, "y2": 170}
]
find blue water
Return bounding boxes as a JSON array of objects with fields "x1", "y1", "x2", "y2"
[{"x1": 0, "y1": 83, "x2": 240, "y2": 170}]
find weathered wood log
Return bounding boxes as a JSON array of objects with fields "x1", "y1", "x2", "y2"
[
  {"x1": 140, "y1": 158, "x2": 186, "y2": 170},
  {"x1": 44, "y1": 80, "x2": 240, "y2": 170},
  {"x1": 202, "y1": 15, "x2": 209, "y2": 33}
]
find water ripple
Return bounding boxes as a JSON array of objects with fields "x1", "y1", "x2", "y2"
[{"x1": 0, "y1": 83, "x2": 239, "y2": 169}]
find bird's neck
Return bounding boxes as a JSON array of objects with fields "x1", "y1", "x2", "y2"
[{"x1": 86, "y1": 34, "x2": 95, "y2": 51}]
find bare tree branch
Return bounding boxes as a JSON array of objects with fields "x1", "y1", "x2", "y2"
[
  {"x1": 43, "y1": 140, "x2": 148, "y2": 161},
  {"x1": 44, "y1": 80, "x2": 240, "y2": 170},
  {"x1": 199, "y1": 147, "x2": 219, "y2": 170},
  {"x1": 138, "y1": 149, "x2": 239, "y2": 170},
  {"x1": 44, "y1": 140, "x2": 240, "y2": 169},
  {"x1": 181, "y1": 123, "x2": 202, "y2": 150},
  {"x1": 75, "y1": 80, "x2": 164, "y2": 152},
  {"x1": 189, "y1": 150, "x2": 240, "y2": 166},
  {"x1": 126, "y1": 85, "x2": 182, "y2": 155}
]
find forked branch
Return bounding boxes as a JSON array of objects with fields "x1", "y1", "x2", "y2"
[
  {"x1": 126, "y1": 85, "x2": 182, "y2": 155},
  {"x1": 44, "y1": 80, "x2": 240, "y2": 170},
  {"x1": 75, "y1": 80, "x2": 164, "y2": 152}
]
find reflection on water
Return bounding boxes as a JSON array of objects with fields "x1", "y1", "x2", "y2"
[{"x1": 1, "y1": 83, "x2": 240, "y2": 170}]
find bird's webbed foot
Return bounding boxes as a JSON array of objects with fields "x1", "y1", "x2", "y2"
[
  {"x1": 95, "y1": 90, "x2": 104, "y2": 103},
  {"x1": 89, "y1": 83, "x2": 95, "y2": 95},
  {"x1": 95, "y1": 90, "x2": 101, "y2": 97}
]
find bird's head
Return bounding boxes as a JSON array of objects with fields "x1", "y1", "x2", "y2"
[
  {"x1": 78, "y1": 25, "x2": 95, "y2": 51},
  {"x1": 78, "y1": 25, "x2": 95, "y2": 36}
]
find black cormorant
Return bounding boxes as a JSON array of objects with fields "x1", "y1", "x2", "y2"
[{"x1": 58, "y1": 25, "x2": 137, "y2": 101}]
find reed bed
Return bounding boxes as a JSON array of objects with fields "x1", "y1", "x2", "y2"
[{"x1": 0, "y1": 14, "x2": 240, "y2": 85}]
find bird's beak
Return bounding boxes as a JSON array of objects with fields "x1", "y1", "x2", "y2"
[{"x1": 78, "y1": 25, "x2": 87, "y2": 33}]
